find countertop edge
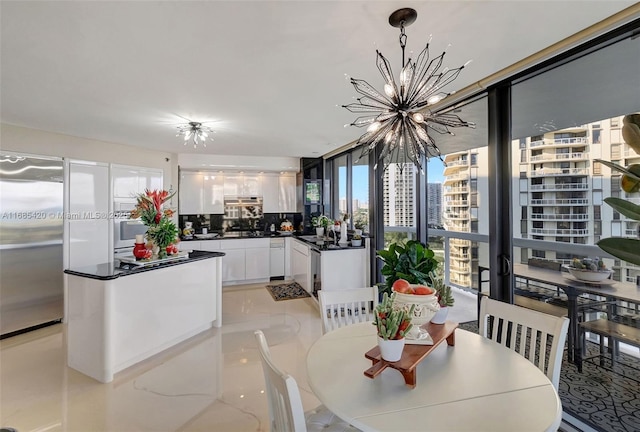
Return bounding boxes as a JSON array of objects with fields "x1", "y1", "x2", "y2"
[{"x1": 64, "y1": 251, "x2": 225, "y2": 280}]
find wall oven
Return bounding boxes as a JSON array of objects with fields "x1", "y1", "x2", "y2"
[{"x1": 113, "y1": 199, "x2": 148, "y2": 255}]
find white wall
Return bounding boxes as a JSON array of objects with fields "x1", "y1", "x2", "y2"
[{"x1": 1, "y1": 124, "x2": 178, "y2": 189}]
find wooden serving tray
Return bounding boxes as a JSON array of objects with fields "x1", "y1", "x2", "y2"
[{"x1": 364, "y1": 321, "x2": 458, "y2": 388}]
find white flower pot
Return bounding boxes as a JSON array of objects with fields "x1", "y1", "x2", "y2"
[
  {"x1": 430, "y1": 306, "x2": 449, "y2": 324},
  {"x1": 377, "y1": 336, "x2": 405, "y2": 362},
  {"x1": 316, "y1": 227, "x2": 324, "y2": 237}
]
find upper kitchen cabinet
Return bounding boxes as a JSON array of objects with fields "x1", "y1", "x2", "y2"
[
  {"x1": 179, "y1": 171, "x2": 224, "y2": 214},
  {"x1": 203, "y1": 173, "x2": 224, "y2": 214},
  {"x1": 260, "y1": 173, "x2": 297, "y2": 213},
  {"x1": 262, "y1": 174, "x2": 280, "y2": 213},
  {"x1": 112, "y1": 165, "x2": 163, "y2": 199},
  {"x1": 179, "y1": 172, "x2": 204, "y2": 214},
  {"x1": 223, "y1": 173, "x2": 262, "y2": 197},
  {"x1": 279, "y1": 173, "x2": 297, "y2": 213}
]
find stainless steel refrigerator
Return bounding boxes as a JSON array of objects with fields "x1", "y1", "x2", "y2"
[{"x1": 0, "y1": 153, "x2": 64, "y2": 337}]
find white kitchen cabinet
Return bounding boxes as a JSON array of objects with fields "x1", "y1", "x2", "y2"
[
  {"x1": 112, "y1": 166, "x2": 139, "y2": 199},
  {"x1": 262, "y1": 174, "x2": 280, "y2": 213},
  {"x1": 245, "y1": 240, "x2": 270, "y2": 280},
  {"x1": 179, "y1": 172, "x2": 204, "y2": 214},
  {"x1": 291, "y1": 239, "x2": 310, "y2": 293},
  {"x1": 203, "y1": 174, "x2": 224, "y2": 214},
  {"x1": 243, "y1": 174, "x2": 262, "y2": 196},
  {"x1": 223, "y1": 173, "x2": 242, "y2": 197},
  {"x1": 219, "y1": 239, "x2": 246, "y2": 283},
  {"x1": 279, "y1": 173, "x2": 297, "y2": 212},
  {"x1": 67, "y1": 160, "x2": 110, "y2": 270},
  {"x1": 112, "y1": 165, "x2": 163, "y2": 199},
  {"x1": 284, "y1": 237, "x2": 292, "y2": 278},
  {"x1": 198, "y1": 240, "x2": 220, "y2": 252},
  {"x1": 180, "y1": 241, "x2": 201, "y2": 252}
]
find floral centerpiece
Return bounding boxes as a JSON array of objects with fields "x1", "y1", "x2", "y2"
[{"x1": 131, "y1": 189, "x2": 179, "y2": 259}]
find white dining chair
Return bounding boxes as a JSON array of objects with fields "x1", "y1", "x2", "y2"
[
  {"x1": 479, "y1": 296, "x2": 570, "y2": 390},
  {"x1": 254, "y1": 330, "x2": 359, "y2": 432},
  {"x1": 318, "y1": 287, "x2": 379, "y2": 335}
]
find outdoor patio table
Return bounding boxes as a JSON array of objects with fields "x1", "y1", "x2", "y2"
[
  {"x1": 306, "y1": 322, "x2": 562, "y2": 432},
  {"x1": 512, "y1": 263, "x2": 640, "y2": 371}
]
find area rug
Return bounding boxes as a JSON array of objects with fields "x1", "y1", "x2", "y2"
[{"x1": 266, "y1": 282, "x2": 311, "y2": 302}]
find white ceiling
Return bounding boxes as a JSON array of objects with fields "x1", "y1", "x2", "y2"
[{"x1": 1, "y1": 1, "x2": 635, "y2": 159}]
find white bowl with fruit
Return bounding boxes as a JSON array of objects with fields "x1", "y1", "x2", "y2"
[{"x1": 391, "y1": 279, "x2": 440, "y2": 325}]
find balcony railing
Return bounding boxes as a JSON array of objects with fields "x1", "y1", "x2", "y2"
[
  {"x1": 444, "y1": 200, "x2": 469, "y2": 206},
  {"x1": 530, "y1": 168, "x2": 590, "y2": 177},
  {"x1": 443, "y1": 173, "x2": 469, "y2": 182},
  {"x1": 529, "y1": 228, "x2": 590, "y2": 236},
  {"x1": 530, "y1": 213, "x2": 589, "y2": 221},
  {"x1": 444, "y1": 212, "x2": 470, "y2": 220},
  {"x1": 529, "y1": 183, "x2": 589, "y2": 191},
  {"x1": 529, "y1": 198, "x2": 589, "y2": 205},
  {"x1": 529, "y1": 137, "x2": 589, "y2": 148},
  {"x1": 444, "y1": 186, "x2": 469, "y2": 194},
  {"x1": 530, "y1": 152, "x2": 588, "y2": 162}
]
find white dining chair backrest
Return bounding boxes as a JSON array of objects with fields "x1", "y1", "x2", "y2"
[
  {"x1": 479, "y1": 296, "x2": 569, "y2": 389},
  {"x1": 254, "y1": 330, "x2": 360, "y2": 432},
  {"x1": 254, "y1": 330, "x2": 307, "y2": 431},
  {"x1": 318, "y1": 287, "x2": 379, "y2": 335}
]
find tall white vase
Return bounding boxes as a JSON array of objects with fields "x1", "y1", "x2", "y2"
[
  {"x1": 339, "y1": 222, "x2": 348, "y2": 245},
  {"x1": 316, "y1": 227, "x2": 324, "y2": 237}
]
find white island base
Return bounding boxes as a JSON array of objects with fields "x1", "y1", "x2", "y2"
[{"x1": 66, "y1": 255, "x2": 222, "y2": 383}]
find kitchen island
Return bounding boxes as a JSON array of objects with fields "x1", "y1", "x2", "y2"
[
  {"x1": 291, "y1": 235, "x2": 369, "y2": 296},
  {"x1": 64, "y1": 250, "x2": 224, "y2": 383}
]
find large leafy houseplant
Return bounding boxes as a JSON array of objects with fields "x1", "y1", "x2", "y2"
[
  {"x1": 595, "y1": 160, "x2": 640, "y2": 266},
  {"x1": 377, "y1": 240, "x2": 439, "y2": 297}
]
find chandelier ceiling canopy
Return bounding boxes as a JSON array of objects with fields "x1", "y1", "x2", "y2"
[
  {"x1": 176, "y1": 121, "x2": 215, "y2": 149},
  {"x1": 342, "y1": 8, "x2": 475, "y2": 172}
]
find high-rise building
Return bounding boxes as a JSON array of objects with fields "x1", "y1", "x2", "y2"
[
  {"x1": 382, "y1": 164, "x2": 415, "y2": 227},
  {"x1": 514, "y1": 115, "x2": 640, "y2": 284},
  {"x1": 427, "y1": 183, "x2": 443, "y2": 227}
]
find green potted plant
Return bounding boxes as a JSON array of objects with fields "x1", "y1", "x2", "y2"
[
  {"x1": 373, "y1": 292, "x2": 415, "y2": 361},
  {"x1": 595, "y1": 158, "x2": 640, "y2": 266},
  {"x1": 376, "y1": 240, "x2": 439, "y2": 297},
  {"x1": 311, "y1": 215, "x2": 332, "y2": 237},
  {"x1": 430, "y1": 271, "x2": 454, "y2": 324},
  {"x1": 351, "y1": 233, "x2": 363, "y2": 247}
]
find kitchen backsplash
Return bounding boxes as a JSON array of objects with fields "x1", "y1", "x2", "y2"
[{"x1": 179, "y1": 213, "x2": 303, "y2": 235}]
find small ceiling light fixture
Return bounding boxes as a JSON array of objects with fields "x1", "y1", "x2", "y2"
[
  {"x1": 342, "y1": 8, "x2": 475, "y2": 172},
  {"x1": 176, "y1": 121, "x2": 214, "y2": 149}
]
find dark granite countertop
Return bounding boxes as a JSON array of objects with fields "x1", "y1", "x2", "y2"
[
  {"x1": 181, "y1": 231, "x2": 298, "y2": 241},
  {"x1": 64, "y1": 250, "x2": 225, "y2": 281},
  {"x1": 291, "y1": 235, "x2": 366, "y2": 251}
]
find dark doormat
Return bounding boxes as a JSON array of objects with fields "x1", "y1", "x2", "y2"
[{"x1": 266, "y1": 282, "x2": 311, "y2": 301}]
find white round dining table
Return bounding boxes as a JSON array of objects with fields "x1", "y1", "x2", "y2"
[{"x1": 306, "y1": 322, "x2": 562, "y2": 432}]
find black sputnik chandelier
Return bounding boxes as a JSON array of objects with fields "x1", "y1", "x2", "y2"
[
  {"x1": 342, "y1": 8, "x2": 475, "y2": 172},
  {"x1": 176, "y1": 121, "x2": 215, "y2": 149}
]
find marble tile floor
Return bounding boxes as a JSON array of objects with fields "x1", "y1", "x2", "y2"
[{"x1": 0, "y1": 284, "x2": 477, "y2": 432}]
